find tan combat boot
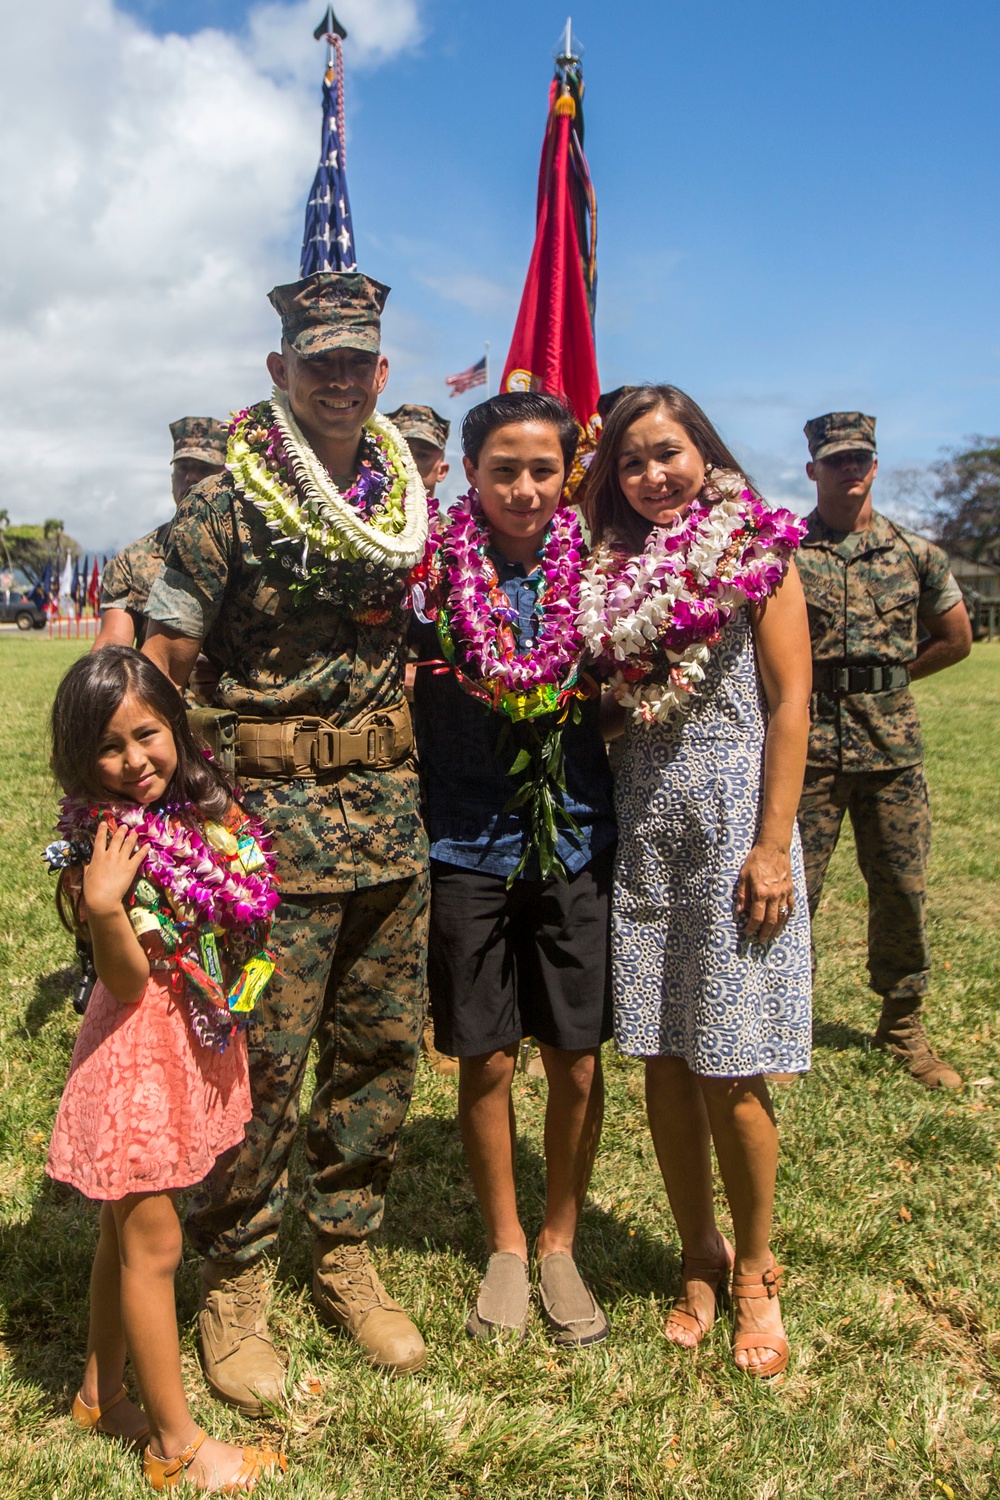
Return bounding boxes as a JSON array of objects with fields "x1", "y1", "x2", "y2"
[
  {"x1": 312, "y1": 1240, "x2": 426, "y2": 1373},
  {"x1": 873, "y1": 1003, "x2": 962, "y2": 1089},
  {"x1": 422, "y1": 1018, "x2": 459, "y2": 1078},
  {"x1": 198, "y1": 1260, "x2": 286, "y2": 1416}
]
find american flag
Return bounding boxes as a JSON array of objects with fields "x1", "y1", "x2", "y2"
[
  {"x1": 445, "y1": 356, "x2": 487, "y2": 397},
  {"x1": 300, "y1": 28, "x2": 356, "y2": 276}
]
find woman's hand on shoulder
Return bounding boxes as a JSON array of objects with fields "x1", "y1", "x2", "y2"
[
  {"x1": 82, "y1": 823, "x2": 148, "y2": 919},
  {"x1": 736, "y1": 841, "x2": 794, "y2": 945}
]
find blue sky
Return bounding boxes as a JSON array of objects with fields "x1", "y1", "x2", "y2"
[
  {"x1": 120, "y1": 0, "x2": 1000, "y2": 494},
  {"x1": 6, "y1": 0, "x2": 998, "y2": 544}
]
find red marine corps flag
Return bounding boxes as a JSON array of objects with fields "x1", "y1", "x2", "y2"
[{"x1": 502, "y1": 20, "x2": 600, "y2": 474}]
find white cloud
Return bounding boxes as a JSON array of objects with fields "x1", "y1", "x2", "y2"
[
  {"x1": 0, "y1": 0, "x2": 422, "y2": 551},
  {"x1": 248, "y1": 0, "x2": 422, "y2": 82}
]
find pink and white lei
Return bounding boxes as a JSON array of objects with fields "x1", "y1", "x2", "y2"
[
  {"x1": 56, "y1": 797, "x2": 280, "y2": 929},
  {"x1": 577, "y1": 470, "x2": 806, "y2": 725}
]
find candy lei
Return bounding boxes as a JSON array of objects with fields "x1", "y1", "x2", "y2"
[
  {"x1": 52, "y1": 798, "x2": 280, "y2": 1050},
  {"x1": 578, "y1": 470, "x2": 807, "y2": 725},
  {"x1": 56, "y1": 797, "x2": 279, "y2": 929},
  {"x1": 431, "y1": 489, "x2": 585, "y2": 721},
  {"x1": 228, "y1": 389, "x2": 428, "y2": 570}
]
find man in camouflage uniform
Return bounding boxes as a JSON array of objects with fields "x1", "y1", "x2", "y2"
[
  {"x1": 94, "y1": 417, "x2": 228, "y2": 647},
  {"x1": 796, "y1": 412, "x2": 972, "y2": 1088},
  {"x1": 144, "y1": 272, "x2": 431, "y2": 1411},
  {"x1": 386, "y1": 403, "x2": 450, "y2": 497}
]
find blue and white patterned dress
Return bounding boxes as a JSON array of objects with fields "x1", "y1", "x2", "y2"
[{"x1": 613, "y1": 607, "x2": 812, "y2": 1075}]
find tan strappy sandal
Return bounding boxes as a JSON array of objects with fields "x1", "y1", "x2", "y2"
[
  {"x1": 72, "y1": 1386, "x2": 150, "y2": 1446},
  {"x1": 731, "y1": 1261, "x2": 789, "y2": 1378},
  {"x1": 664, "y1": 1242, "x2": 734, "y2": 1348},
  {"x1": 143, "y1": 1428, "x2": 288, "y2": 1491}
]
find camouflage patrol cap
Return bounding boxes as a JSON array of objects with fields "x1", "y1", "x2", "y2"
[
  {"x1": 386, "y1": 404, "x2": 450, "y2": 451},
  {"x1": 169, "y1": 417, "x2": 229, "y2": 465},
  {"x1": 268, "y1": 271, "x2": 390, "y2": 358},
  {"x1": 804, "y1": 411, "x2": 877, "y2": 461}
]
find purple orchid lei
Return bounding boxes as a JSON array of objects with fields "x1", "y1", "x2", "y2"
[
  {"x1": 56, "y1": 796, "x2": 280, "y2": 930},
  {"x1": 432, "y1": 489, "x2": 586, "y2": 718}
]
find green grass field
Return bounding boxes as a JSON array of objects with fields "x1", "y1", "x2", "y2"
[{"x1": 1, "y1": 638, "x2": 997, "y2": 1499}]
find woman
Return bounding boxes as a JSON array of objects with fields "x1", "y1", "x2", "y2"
[{"x1": 581, "y1": 385, "x2": 812, "y2": 1377}]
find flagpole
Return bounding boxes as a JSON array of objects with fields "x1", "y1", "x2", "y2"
[{"x1": 484, "y1": 341, "x2": 491, "y2": 398}]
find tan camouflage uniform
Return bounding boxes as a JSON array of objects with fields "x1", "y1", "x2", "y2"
[{"x1": 797, "y1": 491, "x2": 962, "y2": 1011}]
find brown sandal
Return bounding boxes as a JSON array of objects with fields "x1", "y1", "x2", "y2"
[
  {"x1": 664, "y1": 1241, "x2": 734, "y2": 1348},
  {"x1": 72, "y1": 1386, "x2": 150, "y2": 1446},
  {"x1": 731, "y1": 1262, "x2": 789, "y2": 1378},
  {"x1": 143, "y1": 1428, "x2": 288, "y2": 1491}
]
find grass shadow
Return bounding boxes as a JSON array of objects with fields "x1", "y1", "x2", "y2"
[
  {"x1": 811, "y1": 1016, "x2": 871, "y2": 1052},
  {"x1": 382, "y1": 1110, "x2": 680, "y2": 1308},
  {"x1": 22, "y1": 967, "x2": 77, "y2": 1038}
]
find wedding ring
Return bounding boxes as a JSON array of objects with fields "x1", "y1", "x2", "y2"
[{"x1": 778, "y1": 904, "x2": 791, "y2": 917}]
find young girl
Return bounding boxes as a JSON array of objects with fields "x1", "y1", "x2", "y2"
[
  {"x1": 45, "y1": 647, "x2": 287, "y2": 1491},
  {"x1": 580, "y1": 386, "x2": 812, "y2": 1379},
  {"x1": 411, "y1": 392, "x2": 616, "y2": 1346}
]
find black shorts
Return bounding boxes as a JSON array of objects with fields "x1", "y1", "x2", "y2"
[{"x1": 428, "y1": 846, "x2": 614, "y2": 1058}]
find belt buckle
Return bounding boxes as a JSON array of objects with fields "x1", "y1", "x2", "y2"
[
  {"x1": 834, "y1": 668, "x2": 850, "y2": 694},
  {"x1": 314, "y1": 725, "x2": 336, "y2": 772},
  {"x1": 869, "y1": 666, "x2": 884, "y2": 692}
]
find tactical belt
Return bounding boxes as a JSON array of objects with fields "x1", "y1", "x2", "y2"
[
  {"x1": 812, "y1": 663, "x2": 911, "y2": 696},
  {"x1": 234, "y1": 702, "x2": 413, "y2": 779}
]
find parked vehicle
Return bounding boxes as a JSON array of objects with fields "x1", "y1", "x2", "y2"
[{"x1": 0, "y1": 592, "x2": 47, "y2": 629}]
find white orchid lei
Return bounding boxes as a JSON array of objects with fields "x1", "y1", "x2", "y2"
[
  {"x1": 227, "y1": 388, "x2": 428, "y2": 573},
  {"x1": 578, "y1": 469, "x2": 807, "y2": 725}
]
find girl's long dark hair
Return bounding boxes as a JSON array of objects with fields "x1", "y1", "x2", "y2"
[
  {"x1": 580, "y1": 384, "x2": 757, "y2": 554},
  {"x1": 51, "y1": 646, "x2": 232, "y2": 820}
]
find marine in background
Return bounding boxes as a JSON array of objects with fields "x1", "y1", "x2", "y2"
[
  {"x1": 94, "y1": 417, "x2": 228, "y2": 649},
  {"x1": 386, "y1": 403, "x2": 450, "y2": 496},
  {"x1": 795, "y1": 411, "x2": 972, "y2": 1089}
]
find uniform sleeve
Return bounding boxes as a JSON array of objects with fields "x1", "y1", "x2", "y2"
[
  {"x1": 99, "y1": 550, "x2": 133, "y2": 611},
  {"x1": 917, "y1": 538, "x2": 964, "y2": 617},
  {"x1": 145, "y1": 478, "x2": 236, "y2": 640}
]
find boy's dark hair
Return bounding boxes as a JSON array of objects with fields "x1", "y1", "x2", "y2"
[
  {"x1": 580, "y1": 384, "x2": 757, "y2": 554},
  {"x1": 51, "y1": 646, "x2": 232, "y2": 820},
  {"x1": 461, "y1": 392, "x2": 579, "y2": 471}
]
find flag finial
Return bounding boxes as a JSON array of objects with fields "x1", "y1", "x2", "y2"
[{"x1": 313, "y1": 7, "x2": 347, "y2": 41}]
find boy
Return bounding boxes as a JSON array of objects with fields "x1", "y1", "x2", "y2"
[{"x1": 412, "y1": 392, "x2": 615, "y2": 1346}]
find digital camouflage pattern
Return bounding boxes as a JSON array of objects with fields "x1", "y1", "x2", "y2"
[
  {"x1": 268, "y1": 271, "x2": 389, "y2": 358},
  {"x1": 170, "y1": 416, "x2": 230, "y2": 465},
  {"x1": 803, "y1": 410, "x2": 877, "y2": 461},
  {"x1": 798, "y1": 763, "x2": 931, "y2": 1003},
  {"x1": 386, "y1": 404, "x2": 450, "y2": 451},
  {"x1": 100, "y1": 521, "x2": 172, "y2": 629},
  {"x1": 186, "y1": 874, "x2": 429, "y2": 1260},
  {"x1": 797, "y1": 509, "x2": 963, "y2": 771},
  {"x1": 145, "y1": 471, "x2": 429, "y2": 894}
]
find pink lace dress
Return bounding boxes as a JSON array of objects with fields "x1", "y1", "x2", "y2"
[{"x1": 46, "y1": 972, "x2": 251, "y2": 1201}]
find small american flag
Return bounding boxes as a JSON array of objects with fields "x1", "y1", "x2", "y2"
[{"x1": 445, "y1": 356, "x2": 487, "y2": 397}]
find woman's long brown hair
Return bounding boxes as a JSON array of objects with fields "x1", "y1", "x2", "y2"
[{"x1": 580, "y1": 384, "x2": 757, "y2": 554}]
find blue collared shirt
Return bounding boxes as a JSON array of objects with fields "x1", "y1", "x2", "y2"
[{"x1": 412, "y1": 551, "x2": 616, "y2": 879}]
